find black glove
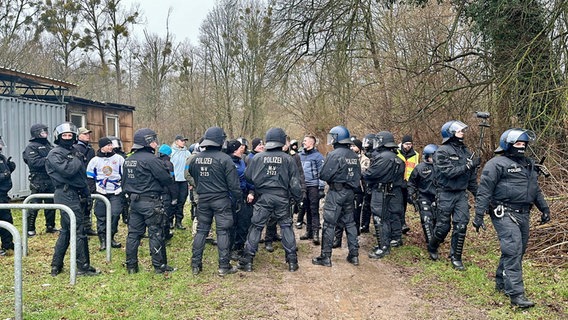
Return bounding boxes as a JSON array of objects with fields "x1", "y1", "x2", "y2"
[
  {"x1": 407, "y1": 193, "x2": 415, "y2": 205},
  {"x1": 318, "y1": 189, "x2": 325, "y2": 199},
  {"x1": 466, "y1": 156, "x2": 481, "y2": 170},
  {"x1": 540, "y1": 212, "x2": 551, "y2": 225},
  {"x1": 7, "y1": 157, "x2": 16, "y2": 172},
  {"x1": 472, "y1": 215, "x2": 486, "y2": 233}
]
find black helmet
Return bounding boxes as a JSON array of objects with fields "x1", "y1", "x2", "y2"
[
  {"x1": 132, "y1": 128, "x2": 158, "y2": 149},
  {"x1": 201, "y1": 126, "x2": 226, "y2": 147},
  {"x1": 237, "y1": 137, "x2": 249, "y2": 149},
  {"x1": 108, "y1": 136, "x2": 123, "y2": 150},
  {"x1": 53, "y1": 122, "x2": 78, "y2": 144},
  {"x1": 30, "y1": 123, "x2": 49, "y2": 139},
  {"x1": 265, "y1": 127, "x2": 287, "y2": 149},
  {"x1": 327, "y1": 126, "x2": 351, "y2": 145},
  {"x1": 362, "y1": 133, "x2": 376, "y2": 150},
  {"x1": 375, "y1": 131, "x2": 397, "y2": 148}
]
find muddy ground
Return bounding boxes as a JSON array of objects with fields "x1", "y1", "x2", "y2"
[{"x1": 230, "y1": 229, "x2": 488, "y2": 320}]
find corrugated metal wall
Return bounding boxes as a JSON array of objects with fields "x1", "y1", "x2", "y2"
[{"x1": 0, "y1": 96, "x2": 66, "y2": 198}]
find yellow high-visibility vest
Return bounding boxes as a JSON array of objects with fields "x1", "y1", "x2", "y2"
[{"x1": 397, "y1": 149, "x2": 419, "y2": 181}]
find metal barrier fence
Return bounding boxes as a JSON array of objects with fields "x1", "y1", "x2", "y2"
[
  {"x1": 1, "y1": 203, "x2": 77, "y2": 285},
  {"x1": 22, "y1": 193, "x2": 113, "y2": 262},
  {"x1": 0, "y1": 221, "x2": 22, "y2": 320}
]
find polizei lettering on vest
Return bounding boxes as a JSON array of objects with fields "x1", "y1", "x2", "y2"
[
  {"x1": 263, "y1": 157, "x2": 283, "y2": 164},
  {"x1": 345, "y1": 158, "x2": 358, "y2": 165},
  {"x1": 195, "y1": 157, "x2": 213, "y2": 164}
]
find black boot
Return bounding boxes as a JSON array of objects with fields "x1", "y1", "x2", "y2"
[
  {"x1": 450, "y1": 233, "x2": 466, "y2": 271},
  {"x1": 510, "y1": 294, "x2": 535, "y2": 308},
  {"x1": 191, "y1": 265, "x2": 202, "y2": 275},
  {"x1": 218, "y1": 264, "x2": 238, "y2": 277},
  {"x1": 287, "y1": 255, "x2": 299, "y2": 272},
  {"x1": 155, "y1": 264, "x2": 176, "y2": 274},
  {"x1": 312, "y1": 230, "x2": 321, "y2": 246},
  {"x1": 264, "y1": 241, "x2": 274, "y2": 252},
  {"x1": 346, "y1": 255, "x2": 359, "y2": 266},
  {"x1": 110, "y1": 235, "x2": 122, "y2": 248},
  {"x1": 312, "y1": 254, "x2": 332, "y2": 267},
  {"x1": 127, "y1": 265, "x2": 139, "y2": 274},
  {"x1": 428, "y1": 236, "x2": 442, "y2": 261},
  {"x1": 77, "y1": 265, "x2": 101, "y2": 276},
  {"x1": 98, "y1": 235, "x2": 106, "y2": 252},
  {"x1": 27, "y1": 213, "x2": 37, "y2": 237},
  {"x1": 368, "y1": 246, "x2": 390, "y2": 259},
  {"x1": 46, "y1": 226, "x2": 59, "y2": 234},
  {"x1": 237, "y1": 254, "x2": 253, "y2": 272}
]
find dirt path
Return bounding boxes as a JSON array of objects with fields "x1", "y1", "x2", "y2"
[{"x1": 232, "y1": 232, "x2": 487, "y2": 320}]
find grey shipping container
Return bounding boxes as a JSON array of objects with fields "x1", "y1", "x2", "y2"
[{"x1": 0, "y1": 96, "x2": 66, "y2": 198}]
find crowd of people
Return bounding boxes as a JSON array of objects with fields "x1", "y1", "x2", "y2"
[{"x1": 0, "y1": 120, "x2": 551, "y2": 308}]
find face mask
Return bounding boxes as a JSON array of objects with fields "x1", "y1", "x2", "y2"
[
  {"x1": 509, "y1": 146, "x2": 526, "y2": 157},
  {"x1": 58, "y1": 139, "x2": 74, "y2": 149}
]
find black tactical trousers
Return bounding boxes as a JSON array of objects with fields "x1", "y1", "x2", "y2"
[
  {"x1": 0, "y1": 192, "x2": 14, "y2": 250},
  {"x1": 244, "y1": 193, "x2": 297, "y2": 261},
  {"x1": 191, "y1": 197, "x2": 233, "y2": 268},
  {"x1": 321, "y1": 188, "x2": 358, "y2": 257},
  {"x1": 94, "y1": 194, "x2": 123, "y2": 237},
  {"x1": 371, "y1": 189, "x2": 391, "y2": 248},
  {"x1": 125, "y1": 196, "x2": 167, "y2": 269},
  {"x1": 389, "y1": 186, "x2": 404, "y2": 241},
  {"x1": 491, "y1": 211, "x2": 530, "y2": 297},
  {"x1": 51, "y1": 188, "x2": 90, "y2": 270},
  {"x1": 174, "y1": 181, "x2": 189, "y2": 223},
  {"x1": 433, "y1": 190, "x2": 470, "y2": 257},
  {"x1": 231, "y1": 199, "x2": 253, "y2": 250},
  {"x1": 304, "y1": 186, "x2": 321, "y2": 233},
  {"x1": 28, "y1": 176, "x2": 56, "y2": 229}
]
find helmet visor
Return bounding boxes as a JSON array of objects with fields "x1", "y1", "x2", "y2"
[
  {"x1": 505, "y1": 129, "x2": 536, "y2": 144},
  {"x1": 449, "y1": 121, "x2": 468, "y2": 134},
  {"x1": 55, "y1": 123, "x2": 78, "y2": 135},
  {"x1": 144, "y1": 134, "x2": 159, "y2": 145},
  {"x1": 326, "y1": 133, "x2": 338, "y2": 145}
]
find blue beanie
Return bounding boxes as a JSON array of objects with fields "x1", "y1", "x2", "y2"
[{"x1": 158, "y1": 144, "x2": 172, "y2": 156}]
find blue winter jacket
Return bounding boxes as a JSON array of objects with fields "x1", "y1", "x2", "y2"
[{"x1": 300, "y1": 148, "x2": 325, "y2": 189}]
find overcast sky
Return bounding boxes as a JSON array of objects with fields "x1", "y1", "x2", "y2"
[{"x1": 123, "y1": 0, "x2": 217, "y2": 43}]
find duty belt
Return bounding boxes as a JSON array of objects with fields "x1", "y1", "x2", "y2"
[
  {"x1": 375, "y1": 183, "x2": 393, "y2": 193},
  {"x1": 130, "y1": 193, "x2": 161, "y2": 202},
  {"x1": 328, "y1": 182, "x2": 352, "y2": 191}
]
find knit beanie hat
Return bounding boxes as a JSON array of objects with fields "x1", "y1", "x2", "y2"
[
  {"x1": 251, "y1": 138, "x2": 263, "y2": 150},
  {"x1": 99, "y1": 137, "x2": 113, "y2": 148},
  {"x1": 402, "y1": 135, "x2": 413, "y2": 144}
]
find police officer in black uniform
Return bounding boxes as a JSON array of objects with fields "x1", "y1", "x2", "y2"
[
  {"x1": 473, "y1": 128, "x2": 550, "y2": 308},
  {"x1": 407, "y1": 144, "x2": 438, "y2": 245},
  {"x1": 238, "y1": 127, "x2": 303, "y2": 272},
  {"x1": 46, "y1": 123, "x2": 99, "y2": 276},
  {"x1": 122, "y1": 128, "x2": 175, "y2": 274},
  {"x1": 189, "y1": 127, "x2": 241, "y2": 276},
  {"x1": 0, "y1": 134, "x2": 16, "y2": 256},
  {"x1": 23, "y1": 124, "x2": 58, "y2": 236},
  {"x1": 73, "y1": 127, "x2": 97, "y2": 236},
  {"x1": 312, "y1": 126, "x2": 361, "y2": 267},
  {"x1": 359, "y1": 134, "x2": 375, "y2": 233},
  {"x1": 428, "y1": 120, "x2": 479, "y2": 270},
  {"x1": 363, "y1": 131, "x2": 404, "y2": 259}
]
